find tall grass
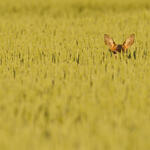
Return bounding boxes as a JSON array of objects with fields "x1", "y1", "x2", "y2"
[{"x1": 0, "y1": 0, "x2": 150, "y2": 150}]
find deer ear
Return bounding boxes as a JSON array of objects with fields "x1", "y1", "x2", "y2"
[
  {"x1": 123, "y1": 34, "x2": 135, "y2": 49},
  {"x1": 104, "y1": 34, "x2": 116, "y2": 50}
]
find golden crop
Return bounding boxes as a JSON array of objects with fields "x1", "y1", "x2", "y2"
[{"x1": 0, "y1": 0, "x2": 150, "y2": 149}]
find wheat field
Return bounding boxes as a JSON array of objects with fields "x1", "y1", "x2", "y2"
[{"x1": 0, "y1": 0, "x2": 150, "y2": 149}]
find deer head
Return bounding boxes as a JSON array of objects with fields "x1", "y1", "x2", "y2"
[{"x1": 104, "y1": 34, "x2": 135, "y2": 54}]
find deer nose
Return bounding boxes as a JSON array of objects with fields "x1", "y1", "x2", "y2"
[{"x1": 116, "y1": 45, "x2": 122, "y2": 52}]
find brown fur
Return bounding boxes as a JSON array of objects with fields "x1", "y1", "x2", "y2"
[{"x1": 104, "y1": 34, "x2": 135, "y2": 54}]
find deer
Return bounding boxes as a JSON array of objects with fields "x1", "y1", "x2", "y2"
[{"x1": 104, "y1": 34, "x2": 135, "y2": 56}]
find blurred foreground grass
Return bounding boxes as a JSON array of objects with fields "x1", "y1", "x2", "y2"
[{"x1": 0, "y1": 0, "x2": 150, "y2": 150}]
